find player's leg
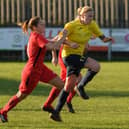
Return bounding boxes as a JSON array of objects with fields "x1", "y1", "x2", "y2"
[
  {"x1": 43, "y1": 76, "x2": 64, "y2": 118},
  {"x1": 42, "y1": 71, "x2": 65, "y2": 112},
  {"x1": 40, "y1": 64, "x2": 64, "y2": 90},
  {"x1": 66, "y1": 90, "x2": 76, "y2": 113},
  {"x1": 66, "y1": 74, "x2": 82, "y2": 113},
  {"x1": 0, "y1": 71, "x2": 39, "y2": 123},
  {"x1": 50, "y1": 74, "x2": 77, "y2": 121},
  {"x1": 0, "y1": 91, "x2": 28, "y2": 123},
  {"x1": 43, "y1": 67, "x2": 66, "y2": 110},
  {"x1": 76, "y1": 57, "x2": 100, "y2": 99},
  {"x1": 42, "y1": 87, "x2": 60, "y2": 113},
  {"x1": 49, "y1": 55, "x2": 83, "y2": 121},
  {"x1": 40, "y1": 65, "x2": 64, "y2": 114}
]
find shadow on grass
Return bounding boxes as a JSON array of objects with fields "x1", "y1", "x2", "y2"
[
  {"x1": 88, "y1": 90, "x2": 129, "y2": 98},
  {"x1": 0, "y1": 78, "x2": 52, "y2": 96},
  {"x1": 0, "y1": 78, "x2": 129, "y2": 98}
]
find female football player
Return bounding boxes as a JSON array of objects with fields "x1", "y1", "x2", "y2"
[
  {"x1": 42, "y1": 45, "x2": 82, "y2": 113},
  {"x1": 49, "y1": 6, "x2": 113, "y2": 121},
  {"x1": 0, "y1": 16, "x2": 68, "y2": 123}
]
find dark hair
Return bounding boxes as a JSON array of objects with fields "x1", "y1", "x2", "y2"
[{"x1": 18, "y1": 16, "x2": 41, "y2": 33}]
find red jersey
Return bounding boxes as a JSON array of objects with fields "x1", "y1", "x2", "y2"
[
  {"x1": 19, "y1": 32, "x2": 57, "y2": 94},
  {"x1": 27, "y1": 32, "x2": 48, "y2": 68}
]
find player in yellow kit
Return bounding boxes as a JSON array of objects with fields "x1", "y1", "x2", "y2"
[{"x1": 50, "y1": 6, "x2": 113, "y2": 121}]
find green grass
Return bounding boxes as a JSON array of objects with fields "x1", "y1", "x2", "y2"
[{"x1": 0, "y1": 62, "x2": 129, "y2": 129}]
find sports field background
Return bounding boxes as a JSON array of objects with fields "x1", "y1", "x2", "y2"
[{"x1": 0, "y1": 62, "x2": 129, "y2": 129}]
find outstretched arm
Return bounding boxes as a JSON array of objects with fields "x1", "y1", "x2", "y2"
[
  {"x1": 50, "y1": 32, "x2": 79, "y2": 49},
  {"x1": 63, "y1": 40, "x2": 80, "y2": 49},
  {"x1": 90, "y1": 21, "x2": 113, "y2": 43},
  {"x1": 46, "y1": 29, "x2": 68, "y2": 50},
  {"x1": 99, "y1": 35, "x2": 113, "y2": 43}
]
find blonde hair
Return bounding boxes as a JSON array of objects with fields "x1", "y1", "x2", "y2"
[{"x1": 77, "y1": 6, "x2": 93, "y2": 16}]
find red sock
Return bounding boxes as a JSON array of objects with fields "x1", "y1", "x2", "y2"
[
  {"x1": 1, "y1": 95, "x2": 20, "y2": 114},
  {"x1": 66, "y1": 90, "x2": 76, "y2": 103},
  {"x1": 44, "y1": 87, "x2": 60, "y2": 106}
]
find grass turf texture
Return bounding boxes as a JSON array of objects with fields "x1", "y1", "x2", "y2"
[{"x1": 0, "y1": 62, "x2": 129, "y2": 129}]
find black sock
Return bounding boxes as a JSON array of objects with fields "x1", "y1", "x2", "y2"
[
  {"x1": 55, "y1": 89, "x2": 69, "y2": 113},
  {"x1": 78, "y1": 69, "x2": 97, "y2": 88}
]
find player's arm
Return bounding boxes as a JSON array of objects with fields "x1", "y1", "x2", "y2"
[
  {"x1": 46, "y1": 29, "x2": 68, "y2": 50},
  {"x1": 52, "y1": 22, "x2": 75, "y2": 48},
  {"x1": 37, "y1": 33, "x2": 66, "y2": 50},
  {"x1": 99, "y1": 35, "x2": 113, "y2": 43},
  {"x1": 47, "y1": 35, "x2": 59, "y2": 43},
  {"x1": 91, "y1": 21, "x2": 113, "y2": 43},
  {"x1": 63, "y1": 39, "x2": 80, "y2": 49},
  {"x1": 51, "y1": 50, "x2": 58, "y2": 66},
  {"x1": 47, "y1": 22, "x2": 74, "y2": 50},
  {"x1": 50, "y1": 31, "x2": 79, "y2": 49},
  {"x1": 55, "y1": 29, "x2": 68, "y2": 47}
]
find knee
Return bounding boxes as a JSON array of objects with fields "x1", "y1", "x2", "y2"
[
  {"x1": 64, "y1": 75, "x2": 77, "y2": 92},
  {"x1": 64, "y1": 81, "x2": 76, "y2": 92},
  {"x1": 96, "y1": 63, "x2": 101, "y2": 72},
  {"x1": 92, "y1": 62, "x2": 101, "y2": 72},
  {"x1": 16, "y1": 91, "x2": 28, "y2": 101},
  {"x1": 49, "y1": 76, "x2": 64, "y2": 90},
  {"x1": 64, "y1": 86, "x2": 74, "y2": 92}
]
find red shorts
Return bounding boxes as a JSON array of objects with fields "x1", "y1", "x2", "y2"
[
  {"x1": 59, "y1": 59, "x2": 66, "y2": 82},
  {"x1": 19, "y1": 64, "x2": 57, "y2": 94},
  {"x1": 60, "y1": 68, "x2": 66, "y2": 82}
]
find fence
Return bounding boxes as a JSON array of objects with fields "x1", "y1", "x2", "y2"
[{"x1": 0, "y1": 0, "x2": 129, "y2": 27}]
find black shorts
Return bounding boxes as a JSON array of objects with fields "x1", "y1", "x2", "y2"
[{"x1": 63, "y1": 54, "x2": 88, "y2": 77}]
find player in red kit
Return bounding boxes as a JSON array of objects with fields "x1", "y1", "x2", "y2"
[{"x1": 0, "y1": 16, "x2": 68, "y2": 123}]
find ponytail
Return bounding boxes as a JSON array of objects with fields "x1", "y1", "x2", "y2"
[
  {"x1": 22, "y1": 20, "x2": 29, "y2": 33},
  {"x1": 17, "y1": 17, "x2": 41, "y2": 33},
  {"x1": 17, "y1": 20, "x2": 29, "y2": 34}
]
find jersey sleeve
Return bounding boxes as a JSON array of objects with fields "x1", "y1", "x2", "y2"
[
  {"x1": 59, "y1": 22, "x2": 74, "y2": 37},
  {"x1": 64, "y1": 22, "x2": 74, "y2": 35},
  {"x1": 90, "y1": 21, "x2": 103, "y2": 37},
  {"x1": 37, "y1": 34, "x2": 48, "y2": 48}
]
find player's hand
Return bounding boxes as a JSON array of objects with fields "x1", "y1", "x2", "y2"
[
  {"x1": 52, "y1": 57, "x2": 58, "y2": 66},
  {"x1": 103, "y1": 37, "x2": 113, "y2": 43}
]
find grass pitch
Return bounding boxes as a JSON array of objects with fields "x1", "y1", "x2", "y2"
[{"x1": 0, "y1": 62, "x2": 129, "y2": 129}]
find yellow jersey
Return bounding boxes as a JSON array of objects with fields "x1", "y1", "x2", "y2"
[{"x1": 61, "y1": 19, "x2": 103, "y2": 57}]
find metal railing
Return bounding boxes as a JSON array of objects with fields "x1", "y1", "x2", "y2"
[{"x1": 0, "y1": 0, "x2": 129, "y2": 27}]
